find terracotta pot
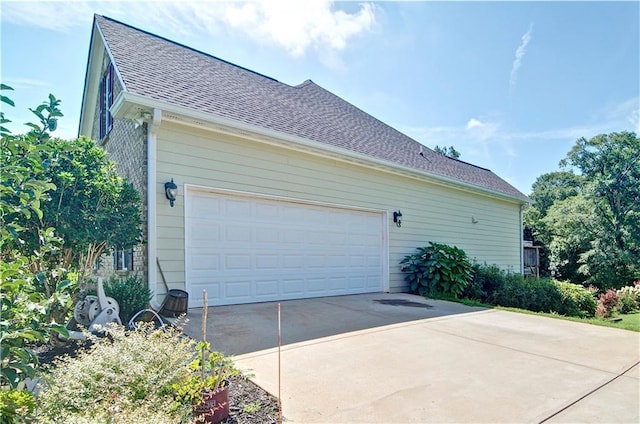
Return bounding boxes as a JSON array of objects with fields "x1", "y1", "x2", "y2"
[{"x1": 193, "y1": 387, "x2": 230, "y2": 424}]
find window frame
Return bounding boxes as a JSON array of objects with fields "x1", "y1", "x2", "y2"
[
  {"x1": 113, "y1": 247, "x2": 133, "y2": 272},
  {"x1": 99, "y1": 63, "x2": 114, "y2": 141}
]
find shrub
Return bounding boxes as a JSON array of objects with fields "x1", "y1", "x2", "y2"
[
  {"x1": 36, "y1": 324, "x2": 195, "y2": 423},
  {"x1": 400, "y1": 242, "x2": 472, "y2": 298},
  {"x1": 104, "y1": 275, "x2": 153, "y2": 324},
  {"x1": 493, "y1": 276, "x2": 565, "y2": 313},
  {"x1": 595, "y1": 289, "x2": 619, "y2": 318},
  {"x1": 464, "y1": 263, "x2": 506, "y2": 303},
  {"x1": 616, "y1": 286, "x2": 640, "y2": 314},
  {"x1": 0, "y1": 388, "x2": 37, "y2": 424},
  {"x1": 553, "y1": 281, "x2": 597, "y2": 318}
]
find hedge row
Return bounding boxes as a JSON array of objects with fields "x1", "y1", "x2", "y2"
[{"x1": 462, "y1": 264, "x2": 597, "y2": 318}]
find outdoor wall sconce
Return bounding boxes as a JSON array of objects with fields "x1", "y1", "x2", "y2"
[
  {"x1": 164, "y1": 178, "x2": 178, "y2": 207},
  {"x1": 393, "y1": 210, "x2": 403, "y2": 227}
]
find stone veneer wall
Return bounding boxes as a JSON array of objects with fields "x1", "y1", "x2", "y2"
[{"x1": 91, "y1": 52, "x2": 148, "y2": 283}]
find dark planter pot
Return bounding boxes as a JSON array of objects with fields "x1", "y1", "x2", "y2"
[{"x1": 193, "y1": 387, "x2": 230, "y2": 424}]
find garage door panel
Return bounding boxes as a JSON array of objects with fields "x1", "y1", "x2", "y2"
[
  {"x1": 224, "y1": 280, "x2": 252, "y2": 299},
  {"x1": 283, "y1": 255, "x2": 305, "y2": 269},
  {"x1": 256, "y1": 255, "x2": 279, "y2": 269},
  {"x1": 191, "y1": 254, "x2": 220, "y2": 270},
  {"x1": 282, "y1": 279, "x2": 305, "y2": 295},
  {"x1": 224, "y1": 255, "x2": 251, "y2": 270},
  {"x1": 255, "y1": 280, "x2": 279, "y2": 296},
  {"x1": 186, "y1": 190, "x2": 385, "y2": 306}
]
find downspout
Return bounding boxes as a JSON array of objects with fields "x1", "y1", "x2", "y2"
[
  {"x1": 520, "y1": 203, "x2": 525, "y2": 275},
  {"x1": 147, "y1": 109, "x2": 161, "y2": 304}
]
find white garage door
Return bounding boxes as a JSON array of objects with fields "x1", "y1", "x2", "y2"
[{"x1": 185, "y1": 189, "x2": 386, "y2": 307}]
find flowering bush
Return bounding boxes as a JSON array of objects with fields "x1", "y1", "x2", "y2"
[
  {"x1": 595, "y1": 289, "x2": 619, "y2": 318},
  {"x1": 616, "y1": 285, "x2": 640, "y2": 314}
]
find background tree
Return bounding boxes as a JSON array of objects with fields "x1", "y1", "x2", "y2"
[
  {"x1": 525, "y1": 131, "x2": 640, "y2": 288},
  {"x1": 523, "y1": 171, "x2": 584, "y2": 276},
  {"x1": 561, "y1": 131, "x2": 640, "y2": 287},
  {"x1": 433, "y1": 145, "x2": 461, "y2": 159}
]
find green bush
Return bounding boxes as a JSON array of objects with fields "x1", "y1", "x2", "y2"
[
  {"x1": 400, "y1": 242, "x2": 473, "y2": 298},
  {"x1": 104, "y1": 275, "x2": 153, "y2": 324},
  {"x1": 464, "y1": 264, "x2": 597, "y2": 318},
  {"x1": 0, "y1": 388, "x2": 37, "y2": 423},
  {"x1": 464, "y1": 263, "x2": 505, "y2": 302},
  {"x1": 36, "y1": 324, "x2": 195, "y2": 423},
  {"x1": 553, "y1": 281, "x2": 597, "y2": 318},
  {"x1": 493, "y1": 276, "x2": 564, "y2": 313}
]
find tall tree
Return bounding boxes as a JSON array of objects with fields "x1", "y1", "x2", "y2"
[
  {"x1": 523, "y1": 171, "x2": 584, "y2": 277},
  {"x1": 561, "y1": 131, "x2": 640, "y2": 287}
]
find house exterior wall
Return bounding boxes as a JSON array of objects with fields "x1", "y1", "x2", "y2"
[
  {"x1": 153, "y1": 120, "x2": 522, "y2": 294},
  {"x1": 90, "y1": 53, "x2": 148, "y2": 281}
]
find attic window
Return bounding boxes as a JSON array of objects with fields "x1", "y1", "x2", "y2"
[{"x1": 99, "y1": 62, "x2": 114, "y2": 140}]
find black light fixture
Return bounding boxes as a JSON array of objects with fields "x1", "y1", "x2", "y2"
[
  {"x1": 393, "y1": 210, "x2": 403, "y2": 227},
  {"x1": 164, "y1": 178, "x2": 178, "y2": 207}
]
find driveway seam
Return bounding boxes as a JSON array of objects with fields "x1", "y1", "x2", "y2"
[
  {"x1": 537, "y1": 359, "x2": 640, "y2": 423},
  {"x1": 421, "y1": 323, "x2": 636, "y2": 376}
]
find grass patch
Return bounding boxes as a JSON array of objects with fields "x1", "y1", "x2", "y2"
[{"x1": 429, "y1": 295, "x2": 640, "y2": 332}]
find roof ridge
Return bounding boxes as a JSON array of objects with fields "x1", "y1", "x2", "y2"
[{"x1": 95, "y1": 14, "x2": 279, "y2": 83}]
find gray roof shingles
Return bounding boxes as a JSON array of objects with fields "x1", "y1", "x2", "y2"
[{"x1": 95, "y1": 15, "x2": 527, "y2": 201}]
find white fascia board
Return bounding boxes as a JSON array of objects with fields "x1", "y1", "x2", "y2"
[
  {"x1": 78, "y1": 22, "x2": 103, "y2": 138},
  {"x1": 112, "y1": 92, "x2": 529, "y2": 205}
]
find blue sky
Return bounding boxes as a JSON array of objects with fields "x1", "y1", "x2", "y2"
[{"x1": 1, "y1": 1, "x2": 638, "y2": 195}]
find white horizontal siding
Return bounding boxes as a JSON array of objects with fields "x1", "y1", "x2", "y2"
[{"x1": 155, "y1": 121, "x2": 522, "y2": 294}]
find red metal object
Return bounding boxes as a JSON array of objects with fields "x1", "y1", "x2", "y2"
[{"x1": 193, "y1": 387, "x2": 229, "y2": 424}]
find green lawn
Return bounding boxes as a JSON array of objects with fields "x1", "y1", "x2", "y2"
[
  {"x1": 502, "y1": 309, "x2": 640, "y2": 332},
  {"x1": 429, "y1": 294, "x2": 640, "y2": 332}
]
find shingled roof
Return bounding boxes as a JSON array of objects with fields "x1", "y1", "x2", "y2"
[{"x1": 94, "y1": 15, "x2": 527, "y2": 201}]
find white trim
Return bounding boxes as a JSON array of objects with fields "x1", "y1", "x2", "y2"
[
  {"x1": 112, "y1": 92, "x2": 528, "y2": 205},
  {"x1": 184, "y1": 184, "x2": 390, "y2": 304}
]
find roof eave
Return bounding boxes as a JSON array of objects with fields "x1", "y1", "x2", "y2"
[
  {"x1": 78, "y1": 17, "x2": 102, "y2": 138},
  {"x1": 112, "y1": 92, "x2": 530, "y2": 205}
]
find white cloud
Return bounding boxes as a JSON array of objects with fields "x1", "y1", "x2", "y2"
[
  {"x1": 600, "y1": 97, "x2": 640, "y2": 134},
  {"x1": 1, "y1": 0, "x2": 376, "y2": 61},
  {"x1": 0, "y1": 0, "x2": 95, "y2": 32},
  {"x1": 510, "y1": 23, "x2": 533, "y2": 90},
  {"x1": 220, "y1": 1, "x2": 375, "y2": 57},
  {"x1": 2, "y1": 77, "x2": 50, "y2": 90}
]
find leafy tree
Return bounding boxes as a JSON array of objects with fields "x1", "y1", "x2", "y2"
[
  {"x1": 1, "y1": 85, "x2": 71, "y2": 389},
  {"x1": 526, "y1": 131, "x2": 639, "y2": 288},
  {"x1": 523, "y1": 171, "x2": 584, "y2": 276},
  {"x1": 561, "y1": 131, "x2": 640, "y2": 287},
  {"x1": 542, "y1": 194, "x2": 597, "y2": 284},
  {"x1": 526, "y1": 171, "x2": 584, "y2": 217},
  {"x1": 3, "y1": 114, "x2": 143, "y2": 289},
  {"x1": 433, "y1": 145, "x2": 461, "y2": 159}
]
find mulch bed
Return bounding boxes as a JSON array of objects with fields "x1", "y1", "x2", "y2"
[{"x1": 35, "y1": 340, "x2": 280, "y2": 423}]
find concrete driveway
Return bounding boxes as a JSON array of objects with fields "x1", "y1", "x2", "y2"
[{"x1": 183, "y1": 293, "x2": 639, "y2": 423}]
